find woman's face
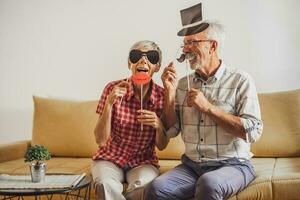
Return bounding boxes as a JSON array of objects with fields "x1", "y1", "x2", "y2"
[{"x1": 128, "y1": 47, "x2": 160, "y2": 78}]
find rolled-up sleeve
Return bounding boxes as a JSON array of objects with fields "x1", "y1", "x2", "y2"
[{"x1": 236, "y1": 75, "x2": 263, "y2": 143}]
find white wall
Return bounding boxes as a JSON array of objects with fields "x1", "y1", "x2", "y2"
[{"x1": 0, "y1": 0, "x2": 299, "y2": 144}]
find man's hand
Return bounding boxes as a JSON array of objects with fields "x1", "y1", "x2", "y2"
[
  {"x1": 106, "y1": 81, "x2": 130, "y2": 106},
  {"x1": 137, "y1": 109, "x2": 163, "y2": 130},
  {"x1": 187, "y1": 88, "x2": 213, "y2": 113},
  {"x1": 161, "y1": 62, "x2": 177, "y2": 94}
]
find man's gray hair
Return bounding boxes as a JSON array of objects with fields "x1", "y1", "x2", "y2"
[
  {"x1": 204, "y1": 21, "x2": 225, "y2": 56},
  {"x1": 129, "y1": 40, "x2": 162, "y2": 67}
]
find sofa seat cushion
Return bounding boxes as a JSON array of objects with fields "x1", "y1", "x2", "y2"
[
  {"x1": 0, "y1": 157, "x2": 92, "y2": 175},
  {"x1": 158, "y1": 159, "x2": 182, "y2": 174},
  {"x1": 272, "y1": 157, "x2": 300, "y2": 200},
  {"x1": 158, "y1": 158, "x2": 275, "y2": 200},
  {"x1": 233, "y1": 158, "x2": 275, "y2": 200}
]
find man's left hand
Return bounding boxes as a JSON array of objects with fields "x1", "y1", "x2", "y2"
[{"x1": 187, "y1": 88, "x2": 212, "y2": 113}]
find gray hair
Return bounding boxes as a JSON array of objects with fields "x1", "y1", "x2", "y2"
[
  {"x1": 203, "y1": 21, "x2": 225, "y2": 56},
  {"x1": 129, "y1": 40, "x2": 162, "y2": 67}
]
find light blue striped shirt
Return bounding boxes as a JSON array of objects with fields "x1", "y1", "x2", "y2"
[{"x1": 166, "y1": 62, "x2": 263, "y2": 162}]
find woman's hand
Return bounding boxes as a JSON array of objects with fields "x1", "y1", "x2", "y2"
[
  {"x1": 137, "y1": 109, "x2": 163, "y2": 130},
  {"x1": 106, "y1": 81, "x2": 129, "y2": 106},
  {"x1": 161, "y1": 62, "x2": 177, "y2": 94}
]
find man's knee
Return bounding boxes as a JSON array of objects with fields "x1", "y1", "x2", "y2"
[
  {"x1": 195, "y1": 174, "x2": 222, "y2": 200},
  {"x1": 145, "y1": 178, "x2": 172, "y2": 200}
]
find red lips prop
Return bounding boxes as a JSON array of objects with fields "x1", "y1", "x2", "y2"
[{"x1": 131, "y1": 72, "x2": 151, "y2": 85}]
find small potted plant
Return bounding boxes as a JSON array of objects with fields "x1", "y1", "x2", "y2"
[{"x1": 24, "y1": 145, "x2": 51, "y2": 182}]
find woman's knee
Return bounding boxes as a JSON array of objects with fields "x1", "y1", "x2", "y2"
[{"x1": 95, "y1": 178, "x2": 124, "y2": 193}]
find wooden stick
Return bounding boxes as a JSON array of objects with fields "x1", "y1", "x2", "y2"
[{"x1": 141, "y1": 84, "x2": 143, "y2": 131}]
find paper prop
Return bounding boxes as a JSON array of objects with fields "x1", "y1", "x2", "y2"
[
  {"x1": 132, "y1": 72, "x2": 151, "y2": 131},
  {"x1": 131, "y1": 72, "x2": 151, "y2": 85},
  {"x1": 175, "y1": 51, "x2": 196, "y2": 91}
]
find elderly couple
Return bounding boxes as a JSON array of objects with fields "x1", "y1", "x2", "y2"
[{"x1": 91, "y1": 3, "x2": 263, "y2": 200}]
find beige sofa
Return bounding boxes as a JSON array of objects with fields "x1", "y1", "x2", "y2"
[{"x1": 0, "y1": 89, "x2": 300, "y2": 200}]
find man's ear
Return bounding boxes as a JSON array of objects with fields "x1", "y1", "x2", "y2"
[{"x1": 210, "y1": 41, "x2": 218, "y2": 54}]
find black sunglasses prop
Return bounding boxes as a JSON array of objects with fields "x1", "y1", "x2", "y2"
[{"x1": 129, "y1": 50, "x2": 159, "y2": 65}]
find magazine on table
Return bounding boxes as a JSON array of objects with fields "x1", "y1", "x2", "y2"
[{"x1": 0, "y1": 173, "x2": 86, "y2": 189}]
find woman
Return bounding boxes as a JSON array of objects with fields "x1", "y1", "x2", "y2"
[{"x1": 92, "y1": 40, "x2": 168, "y2": 200}]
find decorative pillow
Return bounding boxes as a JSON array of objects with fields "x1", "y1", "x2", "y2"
[
  {"x1": 252, "y1": 89, "x2": 300, "y2": 157},
  {"x1": 32, "y1": 96, "x2": 99, "y2": 157}
]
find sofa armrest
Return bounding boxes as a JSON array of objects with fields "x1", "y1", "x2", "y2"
[{"x1": 0, "y1": 140, "x2": 31, "y2": 163}]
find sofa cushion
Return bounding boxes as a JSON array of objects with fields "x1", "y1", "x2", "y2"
[
  {"x1": 32, "y1": 96, "x2": 99, "y2": 157},
  {"x1": 158, "y1": 159, "x2": 182, "y2": 174},
  {"x1": 272, "y1": 157, "x2": 300, "y2": 200},
  {"x1": 252, "y1": 89, "x2": 300, "y2": 157},
  {"x1": 234, "y1": 158, "x2": 275, "y2": 200},
  {"x1": 156, "y1": 134, "x2": 185, "y2": 160}
]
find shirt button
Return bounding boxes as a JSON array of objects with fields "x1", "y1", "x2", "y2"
[
  {"x1": 200, "y1": 138, "x2": 204, "y2": 142},
  {"x1": 203, "y1": 83, "x2": 207, "y2": 86},
  {"x1": 201, "y1": 155, "x2": 205, "y2": 158},
  {"x1": 201, "y1": 120, "x2": 204, "y2": 123}
]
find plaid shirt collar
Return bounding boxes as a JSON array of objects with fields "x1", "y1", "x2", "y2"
[
  {"x1": 193, "y1": 60, "x2": 225, "y2": 84},
  {"x1": 125, "y1": 79, "x2": 159, "y2": 105}
]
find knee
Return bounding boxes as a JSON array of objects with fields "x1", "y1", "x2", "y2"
[
  {"x1": 94, "y1": 178, "x2": 123, "y2": 193},
  {"x1": 145, "y1": 178, "x2": 171, "y2": 200},
  {"x1": 195, "y1": 174, "x2": 222, "y2": 200}
]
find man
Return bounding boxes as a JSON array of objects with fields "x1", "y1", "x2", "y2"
[
  {"x1": 92, "y1": 40, "x2": 168, "y2": 200},
  {"x1": 146, "y1": 3, "x2": 263, "y2": 200}
]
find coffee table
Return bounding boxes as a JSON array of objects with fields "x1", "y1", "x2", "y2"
[{"x1": 0, "y1": 175, "x2": 91, "y2": 200}]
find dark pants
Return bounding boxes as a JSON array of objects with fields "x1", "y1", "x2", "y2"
[{"x1": 146, "y1": 155, "x2": 255, "y2": 200}]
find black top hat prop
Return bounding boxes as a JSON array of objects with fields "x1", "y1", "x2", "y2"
[{"x1": 177, "y1": 3, "x2": 209, "y2": 36}]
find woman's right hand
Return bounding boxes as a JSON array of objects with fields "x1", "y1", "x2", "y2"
[
  {"x1": 106, "y1": 81, "x2": 130, "y2": 106},
  {"x1": 161, "y1": 62, "x2": 177, "y2": 93}
]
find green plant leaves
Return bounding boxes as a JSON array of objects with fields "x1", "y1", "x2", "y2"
[{"x1": 24, "y1": 145, "x2": 51, "y2": 164}]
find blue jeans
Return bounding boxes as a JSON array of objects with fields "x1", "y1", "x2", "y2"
[{"x1": 145, "y1": 155, "x2": 255, "y2": 200}]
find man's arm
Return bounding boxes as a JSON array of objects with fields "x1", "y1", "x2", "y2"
[
  {"x1": 187, "y1": 89, "x2": 246, "y2": 139},
  {"x1": 187, "y1": 75, "x2": 262, "y2": 142},
  {"x1": 206, "y1": 106, "x2": 246, "y2": 139}
]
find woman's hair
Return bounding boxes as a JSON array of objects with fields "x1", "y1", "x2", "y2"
[
  {"x1": 129, "y1": 40, "x2": 162, "y2": 67},
  {"x1": 203, "y1": 21, "x2": 225, "y2": 56}
]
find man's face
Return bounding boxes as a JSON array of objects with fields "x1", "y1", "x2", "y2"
[
  {"x1": 182, "y1": 31, "x2": 212, "y2": 70},
  {"x1": 128, "y1": 47, "x2": 160, "y2": 78}
]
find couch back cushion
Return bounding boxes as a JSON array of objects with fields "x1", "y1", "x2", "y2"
[
  {"x1": 156, "y1": 134, "x2": 185, "y2": 160},
  {"x1": 32, "y1": 96, "x2": 99, "y2": 157},
  {"x1": 252, "y1": 89, "x2": 300, "y2": 157}
]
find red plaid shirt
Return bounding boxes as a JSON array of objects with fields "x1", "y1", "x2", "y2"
[{"x1": 92, "y1": 79, "x2": 165, "y2": 169}]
